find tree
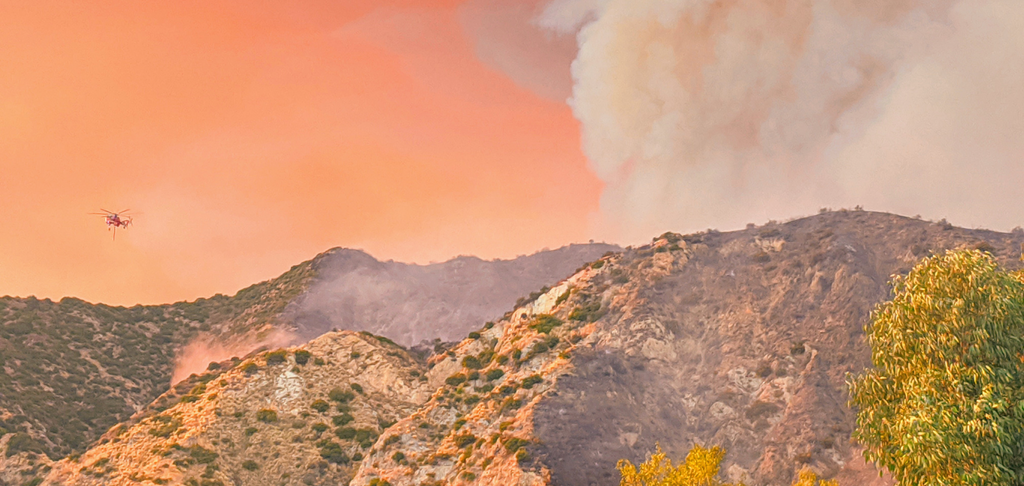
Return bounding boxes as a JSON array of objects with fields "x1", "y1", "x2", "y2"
[
  {"x1": 617, "y1": 443, "x2": 743, "y2": 486},
  {"x1": 790, "y1": 468, "x2": 837, "y2": 486},
  {"x1": 849, "y1": 250, "x2": 1024, "y2": 485}
]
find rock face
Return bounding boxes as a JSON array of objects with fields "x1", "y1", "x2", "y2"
[
  {"x1": 348, "y1": 211, "x2": 1024, "y2": 486},
  {"x1": 41, "y1": 331, "x2": 432, "y2": 486}
]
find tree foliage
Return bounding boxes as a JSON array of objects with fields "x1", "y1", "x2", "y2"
[
  {"x1": 849, "y1": 250, "x2": 1024, "y2": 486},
  {"x1": 617, "y1": 444, "x2": 743, "y2": 486},
  {"x1": 790, "y1": 468, "x2": 838, "y2": 486}
]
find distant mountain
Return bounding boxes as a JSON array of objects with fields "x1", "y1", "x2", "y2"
[
  {"x1": 0, "y1": 243, "x2": 615, "y2": 465},
  {"x1": 284, "y1": 243, "x2": 621, "y2": 346}
]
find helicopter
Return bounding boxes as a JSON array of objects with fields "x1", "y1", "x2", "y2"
[{"x1": 90, "y1": 209, "x2": 133, "y2": 240}]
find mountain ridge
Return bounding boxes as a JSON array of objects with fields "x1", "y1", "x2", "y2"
[{"x1": 0, "y1": 243, "x2": 617, "y2": 474}]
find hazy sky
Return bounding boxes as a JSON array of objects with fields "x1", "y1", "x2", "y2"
[
  {"x1": 4, "y1": 0, "x2": 1023, "y2": 305},
  {"x1": 0, "y1": 0, "x2": 598, "y2": 305}
]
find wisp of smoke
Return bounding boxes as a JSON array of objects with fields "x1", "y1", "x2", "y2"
[
  {"x1": 538, "y1": 0, "x2": 1024, "y2": 240},
  {"x1": 171, "y1": 329, "x2": 295, "y2": 385}
]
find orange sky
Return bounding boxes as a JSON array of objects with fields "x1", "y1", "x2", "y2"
[{"x1": 0, "y1": 0, "x2": 603, "y2": 305}]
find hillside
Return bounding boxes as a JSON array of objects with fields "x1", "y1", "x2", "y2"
[
  {"x1": 348, "y1": 210, "x2": 1024, "y2": 485},
  {"x1": 40, "y1": 331, "x2": 431, "y2": 486},
  {"x1": 0, "y1": 244, "x2": 612, "y2": 466},
  {"x1": 0, "y1": 260, "x2": 315, "y2": 463},
  {"x1": 14, "y1": 211, "x2": 1024, "y2": 485}
]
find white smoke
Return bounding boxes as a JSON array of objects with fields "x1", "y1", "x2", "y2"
[{"x1": 537, "y1": 0, "x2": 1024, "y2": 240}]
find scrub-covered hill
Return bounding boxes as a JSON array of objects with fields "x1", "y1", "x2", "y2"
[
  {"x1": 0, "y1": 260, "x2": 314, "y2": 462},
  {"x1": 42, "y1": 331, "x2": 432, "y2": 486},
  {"x1": 350, "y1": 210, "x2": 1024, "y2": 486},
  {"x1": 0, "y1": 243, "x2": 614, "y2": 467}
]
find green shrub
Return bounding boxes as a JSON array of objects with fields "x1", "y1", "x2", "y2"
[
  {"x1": 328, "y1": 388, "x2": 355, "y2": 403},
  {"x1": 445, "y1": 373, "x2": 467, "y2": 386},
  {"x1": 189, "y1": 446, "x2": 218, "y2": 464},
  {"x1": 335, "y1": 427, "x2": 356, "y2": 440},
  {"x1": 500, "y1": 398, "x2": 522, "y2": 413},
  {"x1": 454, "y1": 434, "x2": 476, "y2": 448},
  {"x1": 255, "y1": 409, "x2": 278, "y2": 423},
  {"x1": 568, "y1": 302, "x2": 603, "y2": 322},
  {"x1": 522, "y1": 374, "x2": 543, "y2": 389},
  {"x1": 468, "y1": 332, "x2": 481, "y2": 340},
  {"x1": 314, "y1": 357, "x2": 326, "y2": 366},
  {"x1": 318, "y1": 441, "x2": 349, "y2": 464},
  {"x1": 353, "y1": 428, "x2": 377, "y2": 443},
  {"x1": 529, "y1": 315, "x2": 563, "y2": 334},
  {"x1": 240, "y1": 363, "x2": 258, "y2": 375},
  {"x1": 466, "y1": 371, "x2": 480, "y2": 381},
  {"x1": 485, "y1": 369, "x2": 505, "y2": 381},
  {"x1": 453, "y1": 419, "x2": 467, "y2": 430},
  {"x1": 350, "y1": 383, "x2": 363, "y2": 393},
  {"x1": 531, "y1": 341, "x2": 549, "y2": 355},
  {"x1": 244, "y1": 427, "x2": 258, "y2": 436},
  {"x1": 462, "y1": 356, "x2": 483, "y2": 369},
  {"x1": 206, "y1": 362, "x2": 221, "y2": 371},
  {"x1": 293, "y1": 350, "x2": 311, "y2": 365},
  {"x1": 265, "y1": 350, "x2": 287, "y2": 365},
  {"x1": 332, "y1": 413, "x2": 354, "y2": 426},
  {"x1": 241, "y1": 460, "x2": 258, "y2": 471},
  {"x1": 149, "y1": 417, "x2": 181, "y2": 438},
  {"x1": 516, "y1": 448, "x2": 531, "y2": 463},
  {"x1": 310, "y1": 400, "x2": 329, "y2": 413},
  {"x1": 503, "y1": 437, "x2": 529, "y2": 453},
  {"x1": 392, "y1": 451, "x2": 405, "y2": 462},
  {"x1": 311, "y1": 423, "x2": 328, "y2": 434}
]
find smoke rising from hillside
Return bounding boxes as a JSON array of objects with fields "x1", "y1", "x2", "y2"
[
  {"x1": 537, "y1": 0, "x2": 1024, "y2": 240},
  {"x1": 172, "y1": 329, "x2": 295, "y2": 384}
]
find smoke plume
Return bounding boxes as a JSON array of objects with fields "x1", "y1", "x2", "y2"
[
  {"x1": 538, "y1": 0, "x2": 1024, "y2": 240},
  {"x1": 171, "y1": 329, "x2": 295, "y2": 385}
]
